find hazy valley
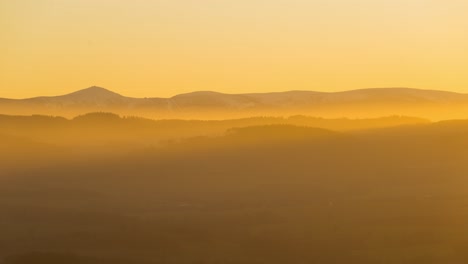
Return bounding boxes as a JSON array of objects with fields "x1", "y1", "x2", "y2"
[
  {"x1": 4, "y1": 0, "x2": 468, "y2": 262},
  {"x1": 2, "y1": 93, "x2": 468, "y2": 263}
]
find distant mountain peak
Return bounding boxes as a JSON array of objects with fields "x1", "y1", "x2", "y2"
[
  {"x1": 63, "y1": 86, "x2": 124, "y2": 99},
  {"x1": 69, "y1": 86, "x2": 119, "y2": 94}
]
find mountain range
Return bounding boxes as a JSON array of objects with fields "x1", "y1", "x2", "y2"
[{"x1": 1, "y1": 86, "x2": 468, "y2": 119}]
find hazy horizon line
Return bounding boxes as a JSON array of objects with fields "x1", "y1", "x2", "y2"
[{"x1": 2, "y1": 86, "x2": 466, "y2": 100}]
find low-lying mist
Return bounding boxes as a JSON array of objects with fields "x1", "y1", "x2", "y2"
[{"x1": 2, "y1": 113, "x2": 468, "y2": 263}]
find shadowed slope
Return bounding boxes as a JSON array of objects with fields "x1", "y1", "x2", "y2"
[{"x1": 3, "y1": 122, "x2": 468, "y2": 263}]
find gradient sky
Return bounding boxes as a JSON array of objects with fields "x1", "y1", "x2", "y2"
[{"x1": 1, "y1": 0, "x2": 468, "y2": 98}]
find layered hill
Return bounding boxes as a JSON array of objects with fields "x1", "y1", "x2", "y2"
[{"x1": 1, "y1": 86, "x2": 468, "y2": 119}]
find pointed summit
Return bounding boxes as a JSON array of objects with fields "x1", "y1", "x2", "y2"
[
  {"x1": 54, "y1": 86, "x2": 128, "y2": 106},
  {"x1": 65, "y1": 86, "x2": 124, "y2": 98}
]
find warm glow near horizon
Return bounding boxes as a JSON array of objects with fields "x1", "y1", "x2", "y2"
[{"x1": 1, "y1": 0, "x2": 468, "y2": 98}]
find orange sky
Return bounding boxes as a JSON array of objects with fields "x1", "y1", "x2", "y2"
[{"x1": 1, "y1": 0, "x2": 468, "y2": 98}]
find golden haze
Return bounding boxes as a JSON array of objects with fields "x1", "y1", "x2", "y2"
[
  {"x1": 1, "y1": 0, "x2": 468, "y2": 98},
  {"x1": 3, "y1": 1, "x2": 468, "y2": 263},
  {"x1": 2, "y1": 113, "x2": 468, "y2": 262}
]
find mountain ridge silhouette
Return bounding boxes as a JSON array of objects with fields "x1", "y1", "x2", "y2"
[
  {"x1": 1, "y1": 87, "x2": 468, "y2": 119},
  {"x1": 2, "y1": 86, "x2": 467, "y2": 100}
]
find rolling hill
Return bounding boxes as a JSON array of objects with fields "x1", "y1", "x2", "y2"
[{"x1": 1, "y1": 86, "x2": 468, "y2": 119}]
